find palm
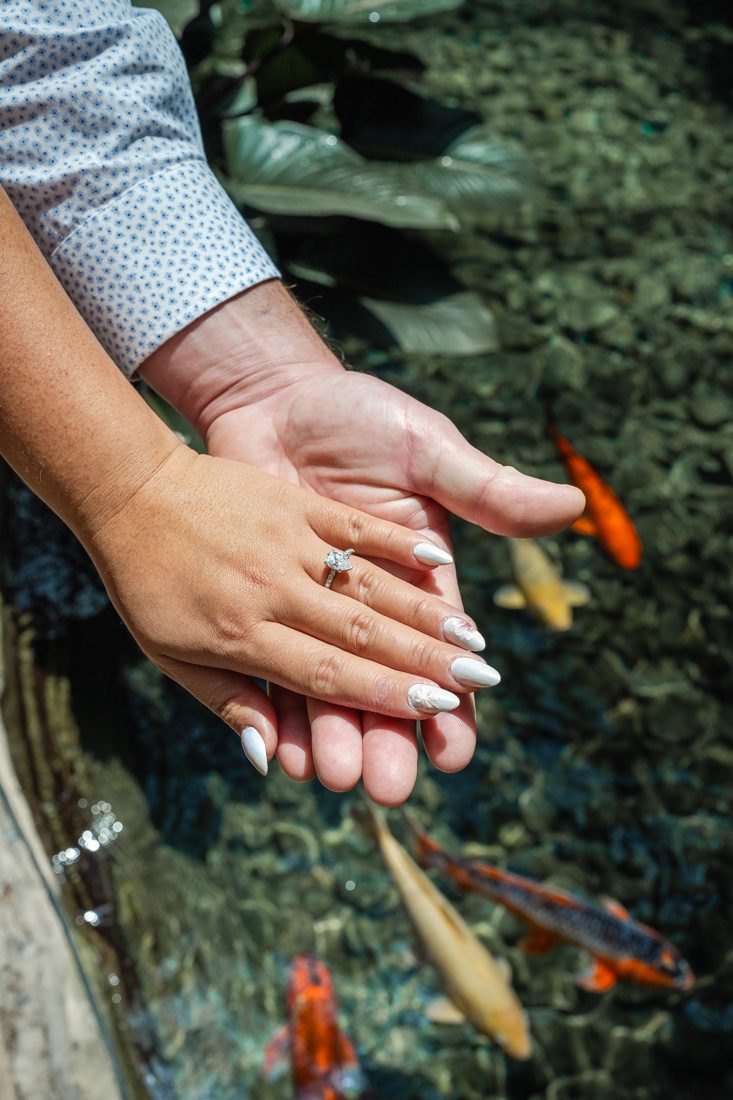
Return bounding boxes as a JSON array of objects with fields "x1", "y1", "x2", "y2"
[
  {"x1": 204, "y1": 368, "x2": 583, "y2": 805},
  {"x1": 205, "y1": 376, "x2": 440, "y2": 525},
  {"x1": 207, "y1": 372, "x2": 452, "y2": 573},
  {"x1": 206, "y1": 371, "x2": 475, "y2": 804}
]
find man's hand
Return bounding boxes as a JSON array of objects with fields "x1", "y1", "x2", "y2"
[{"x1": 141, "y1": 281, "x2": 584, "y2": 804}]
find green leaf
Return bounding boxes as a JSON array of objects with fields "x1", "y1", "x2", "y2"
[
  {"x1": 403, "y1": 126, "x2": 535, "y2": 215},
  {"x1": 222, "y1": 116, "x2": 458, "y2": 229},
  {"x1": 132, "y1": 0, "x2": 198, "y2": 38},
  {"x1": 277, "y1": 218, "x2": 461, "y2": 300},
  {"x1": 246, "y1": 28, "x2": 423, "y2": 103},
  {"x1": 335, "y1": 76, "x2": 480, "y2": 159},
  {"x1": 275, "y1": 219, "x2": 496, "y2": 355},
  {"x1": 272, "y1": 0, "x2": 464, "y2": 24},
  {"x1": 288, "y1": 277, "x2": 498, "y2": 355},
  {"x1": 359, "y1": 291, "x2": 499, "y2": 354},
  {"x1": 334, "y1": 78, "x2": 533, "y2": 215}
]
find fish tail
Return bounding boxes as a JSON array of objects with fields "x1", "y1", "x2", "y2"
[
  {"x1": 547, "y1": 420, "x2": 575, "y2": 462},
  {"x1": 537, "y1": 390, "x2": 573, "y2": 459},
  {"x1": 351, "y1": 801, "x2": 389, "y2": 846},
  {"x1": 403, "y1": 811, "x2": 445, "y2": 870}
]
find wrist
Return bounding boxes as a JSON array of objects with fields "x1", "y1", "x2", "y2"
[
  {"x1": 84, "y1": 438, "x2": 194, "y2": 571},
  {"x1": 139, "y1": 280, "x2": 345, "y2": 440}
]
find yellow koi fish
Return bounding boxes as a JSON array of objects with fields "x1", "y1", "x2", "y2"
[
  {"x1": 493, "y1": 538, "x2": 590, "y2": 631},
  {"x1": 363, "y1": 808, "x2": 531, "y2": 1061}
]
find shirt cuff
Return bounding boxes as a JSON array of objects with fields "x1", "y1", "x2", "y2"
[{"x1": 49, "y1": 159, "x2": 280, "y2": 377}]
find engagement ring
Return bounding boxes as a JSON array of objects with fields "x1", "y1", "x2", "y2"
[{"x1": 324, "y1": 547, "x2": 355, "y2": 588}]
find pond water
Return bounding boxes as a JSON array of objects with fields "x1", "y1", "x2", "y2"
[{"x1": 2, "y1": 1, "x2": 732, "y2": 1098}]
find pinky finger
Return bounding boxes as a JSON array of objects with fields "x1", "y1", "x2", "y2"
[{"x1": 159, "y1": 657, "x2": 278, "y2": 776}]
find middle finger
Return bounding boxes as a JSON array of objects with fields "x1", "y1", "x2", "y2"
[{"x1": 287, "y1": 579, "x2": 501, "y2": 698}]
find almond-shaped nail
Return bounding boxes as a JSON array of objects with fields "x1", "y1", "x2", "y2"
[
  {"x1": 442, "y1": 616, "x2": 486, "y2": 653},
  {"x1": 413, "y1": 542, "x2": 454, "y2": 567},
  {"x1": 241, "y1": 726, "x2": 268, "y2": 776},
  {"x1": 451, "y1": 657, "x2": 501, "y2": 688},
  {"x1": 407, "y1": 684, "x2": 460, "y2": 714}
]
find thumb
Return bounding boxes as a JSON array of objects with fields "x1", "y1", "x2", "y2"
[
  {"x1": 414, "y1": 411, "x2": 585, "y2": 536},
  {"x1": 160, "y1": 658, "x2": 278, "y2": 776}
]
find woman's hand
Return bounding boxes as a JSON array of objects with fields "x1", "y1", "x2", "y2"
[
  {"x1": 86, "y1": 442, "x2": 500, "y2": 774},
  {"x1": 141, "y1": 282, "x2": 584, "y2": 803},
  {"x1": 0, "y1": 194, "x2": 500, "y2": 800}
]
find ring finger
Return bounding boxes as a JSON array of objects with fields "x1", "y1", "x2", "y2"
[{"x1": 285, "y1": 579, "x2": 501, "y2": 698}]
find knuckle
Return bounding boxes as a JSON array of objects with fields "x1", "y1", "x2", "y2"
[
  {"x1": 379, "y1": 523, "x2": 402, "y2": 556},
  {"x1": 219, "y1": 696, "x2": 245, "y2": 731},
  {"x1": 311, "y1": 652, "x2": 345, "y2": 697},
  {"x1": 344, "y1": 608, "x2": 376, "y2": 654},
  {"x1": 214, "y1": 609, "x2": 257, "y2": 657},
  {"x1": 356, "y1": 569, "x2": 383, "y2": 607},
  {"x1": 345, "y1": 511, "x2": 368, "y2": 545},
  {"x1": 364, "y1": 674, "x2": 395, "y2": 712},
  {"x1": 407, "y1": 592, "x2": 435, "y2": 626},
  {"x1": 407, "y1": 636, "x2": 435, "y2": 670},
  {"x1": 216, "y1": 611, "x2": 247, "y2": 648}
]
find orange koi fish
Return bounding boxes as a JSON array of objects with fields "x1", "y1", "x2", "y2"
[
  {"x1": 264, "y1": 955, "x2": 368, "y2": 1100},
  {"x1": 549, "y1": 423, "x2": 642, "y2": 569},
  {"x1": 412, "y1": 825, "x2": 694, "y2": 994}
]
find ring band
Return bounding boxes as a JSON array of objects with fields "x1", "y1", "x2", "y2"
[{"x1": 324, "y1": 547, "x2": 355, "y2": 588}]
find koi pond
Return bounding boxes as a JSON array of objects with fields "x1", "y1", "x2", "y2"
[{"x1": 1, "y1": 0, "x2": 732, "y2": 1097}]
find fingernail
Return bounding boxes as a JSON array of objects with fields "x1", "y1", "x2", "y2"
[
  {"x1": 241, "y1": 726, "x2": 268, "y2": 776},
  {"x1": 407, "y1": 684, "x2": 461, "y2": 714},
  {"x1": 450, "y1": 657, "x2": 501, "y2": 688},
  {"x1": 413, "y1": 542, "x2": 454, "y2": 566},
  {"x1": 442, "y1": 616, "x2": 486, "y2": 652}
]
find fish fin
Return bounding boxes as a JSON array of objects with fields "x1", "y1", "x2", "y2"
[
  {"x1": 496, "y1": 957, "x2": 513, "y2": 982},
  {"x1": 600, "y1": 896, "x2": 632, "y2": 922},
  {"x1": 576, "y1": 959, "x2": 618, "y2": 993},
  {"x1": 403, "y1": 811, "x2": 442, "y2": 865},
  {"x1": 493, "y1": 584, "x2": 527, "y2": 610},
  {"x1": 336, "y1": 1032, "x2": 360, "y2": 1070},
  {"x1": 518, "y1": 928, "x2": 560, "y2": 955},
  {"x1": 263, "y1": 1025, "x2": 290, "y2": 1080},
  {"x1": 425, "y1": 996, "x2": 466, "y2": 1025},
  {"x1": 562, "y1": 580, "x2": 591, "y2": 607},
  {"x1": 572, "y1": 515, "x2": 598, "y2": 537}
]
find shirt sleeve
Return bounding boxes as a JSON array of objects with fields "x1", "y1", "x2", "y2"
[{"x1": 0, "y1": 0, "x2": 280, "y2": 376}]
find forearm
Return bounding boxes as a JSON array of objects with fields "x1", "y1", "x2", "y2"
[
  {"x1": 0, "y1": 0, "x2": 278, "y2": 375},
  {"x1": 140, "y1": 280, "x2": 345, "y2": 438},
  {"x1": 0, "y1": 189, "x2": 180, "y2": 544}
]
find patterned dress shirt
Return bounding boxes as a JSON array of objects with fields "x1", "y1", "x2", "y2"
[{"x1": 0, "y1": 0, "x2": 279, "y2": 375}]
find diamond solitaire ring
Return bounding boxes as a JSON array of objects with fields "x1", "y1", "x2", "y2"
[{"x1": 324, "y1": 547, "x2": 355, "y2": 588}]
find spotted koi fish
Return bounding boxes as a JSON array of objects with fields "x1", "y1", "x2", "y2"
[
  {"x1": 264, "y1": 955, "x2": 369, "y2": 1100},
  {"x1": 549, "y1": 423, "x2": 642, "y2": 569},
  {"x1": 411, "y1": 824, "x2": 694, "y2": 993}
]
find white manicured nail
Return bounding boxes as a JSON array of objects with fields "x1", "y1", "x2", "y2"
[
  {"x1": 407, "y1": 684, "x2": 461, "y2": 714},
  {"x1": 241, "y1": 726, "x2": 268, "y2": 776},
  {"x1": 451, "y1": 657, "x2": 501, "y2": 688},
  {"x1": 442, "y1": 616, "x2": 486, "y2": 652},
  {"x1": 413, "y1": 542, "x2": 454, "y2": 566}
]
